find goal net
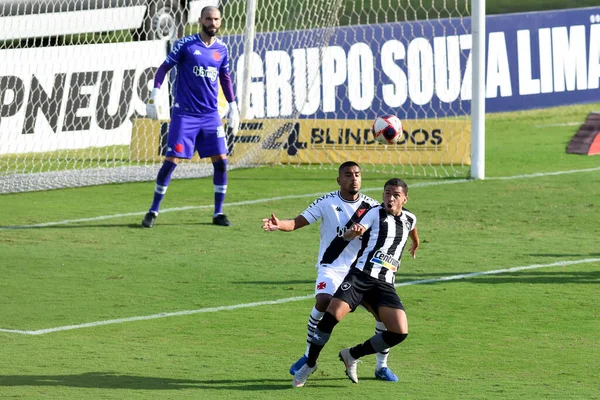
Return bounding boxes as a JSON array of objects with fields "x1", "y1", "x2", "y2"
[{"x1": 0, "y1": 0, "x2": 473, "y2": 194}]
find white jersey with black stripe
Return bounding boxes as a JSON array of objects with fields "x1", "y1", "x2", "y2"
[
  {"x1": 301, "y1": 191, "x2": 379, "y2": 269},
  {"x1": 351, "y1": 205, "x2": 417, "y2": 284}
]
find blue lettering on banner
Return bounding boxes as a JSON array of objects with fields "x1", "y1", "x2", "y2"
[{"x1": 222, "y1": 7, "x2": 600, "y2": 119}]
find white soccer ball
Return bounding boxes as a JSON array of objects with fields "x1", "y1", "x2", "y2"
[{"x1": 372, "y1": 115, "x2": 403, "y2": 145}]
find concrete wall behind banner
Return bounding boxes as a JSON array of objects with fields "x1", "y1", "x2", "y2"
[{"x1": 224, "y1": 6, "x2": 600, "y2": 120}]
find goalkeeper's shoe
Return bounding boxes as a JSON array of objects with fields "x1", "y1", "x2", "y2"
[
  {"x1": 292, "y1": 362, "x2": 317, "y2": 388},
  {"x1": 142, "y1": 212, "x2": 157, "y2": 228},
  {"x1": 212, "y1": 214, "x2": 231, "y2": 226},
  {"x1": 375, "y1": 367, "x2": 399, "y2": 382},
  {"x1": 289, "y1": 354, "x2": 308, "y2": 375},
  {"x1": 339, "y1": 348, "x2": 359, "y2": 383}
]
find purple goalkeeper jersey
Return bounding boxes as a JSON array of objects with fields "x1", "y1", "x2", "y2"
[{"x1": 165, "y1": 34, "x2": 233, "y2": 115}]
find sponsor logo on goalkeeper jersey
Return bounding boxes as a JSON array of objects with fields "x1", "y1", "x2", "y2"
[
  {"x1": 193, "y1": 66, "x2": 218, "y2": 81},
  {"x1": 371, "y1": 250, "x2": 399, "y2": 272},
  {"x1": 171, "y1": 35, "x2": 197, "y2": 55}
]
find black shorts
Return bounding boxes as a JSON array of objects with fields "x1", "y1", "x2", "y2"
[{"x1": 334, "y1": 268, "x2": 404, "y2": 313}]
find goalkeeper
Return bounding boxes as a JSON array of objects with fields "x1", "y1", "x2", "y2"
[{"x1": 142, "y1": 6, "x2": 240, "y2": 228}]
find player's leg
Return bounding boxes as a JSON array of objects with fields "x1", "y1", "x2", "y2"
[
  {"x1": 289, "y1": 293, "x2": 328, "y2": 375},
  {"x1": 142, "y1": 113, "x2": 197, "y2": 228},
  {"x1": 196, "y1": 114, "x2": 230, "y2": 226},
  {"x1": 362, "y1": 298, "x2": 399, "y2": 381},
  {"x1": 210, "y1": 154, "x2": 229, "y2": 226},
  {"x1": 294, "y1": 270, "x2": 362, "y2": 386},
  {"x1": 301, "y1": 269, "x2": 363, "y2": 371},
  {"x1": 293, "y1": 297, "x2": 353, "y2": 387},
  {"x1": 342, "y1": 285, "x2": 408, "y2": 382},
  {"x1": 290, "y1": 266, "x2": 346, "y2": 375}
]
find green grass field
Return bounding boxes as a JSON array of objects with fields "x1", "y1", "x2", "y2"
[{"x1": 1, "y1": 103, "x2": 599, "y2": 399}]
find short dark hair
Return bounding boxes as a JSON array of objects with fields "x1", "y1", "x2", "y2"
[
  {"x1": 201, "y1": 6, "x2": 220, "y2": 17},
  {"x1": 338, "y1": 161, "x2": 360, "y2": 175},
  {"x1": 384, "y1": 178, "x2": 408, "y2": 194}
]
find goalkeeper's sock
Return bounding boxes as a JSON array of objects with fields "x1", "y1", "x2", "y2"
[
  {"x1": 150, "y1": 160, "x2": 177, "y2": 213},
  {"x1": 212, "y1": 158, "x2": 228, "y2": 216}
]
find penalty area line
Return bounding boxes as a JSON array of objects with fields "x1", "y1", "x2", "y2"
[{"x1": 1, "y1": 257, "x2": 598, "y2": 336}]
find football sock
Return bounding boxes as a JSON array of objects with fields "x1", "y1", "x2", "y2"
[
  {"x1": 375, "y1": 320, "x2": 390, "y2": 370},
  {"x1": 350, "y1": 332, "x2": 408, "y2": 359},
  {"x1": 150, "y1": 160, "x2": 177, "y2": 214},
  {"x1": 304, "y1": 307, "x2": 325, "y2": 356},
  {"x1": 212, "y1": 158, "x2": 228, "y2": 216},
  {"x1": 306, "y1": 312, "x2": 338, "y2": 368}
]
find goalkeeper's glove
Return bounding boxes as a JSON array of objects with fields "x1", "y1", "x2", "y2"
[
  {"x1": 228, "y1": 101, "x2": 240, "y2": 136},
  {"x1": 146, "y1": 88, "x2": 160, "y2": 120}
]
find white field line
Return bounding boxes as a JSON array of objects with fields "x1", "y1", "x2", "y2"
[
  {"x1": 2, "y1": 166, "x2": 600, "y2": 231},
  {"x1": 1, "y1": 258, "x2": 598, "y2": 336},
  {"x1": 534, "y1": 122, "x2": 582, "y2": 128}
]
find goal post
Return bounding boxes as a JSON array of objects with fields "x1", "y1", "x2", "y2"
[
  {"x1": 471, "y1": 0, "x2": 486, "y2": 180},
  {"x1": 0, "y1": 0, "x2": 483, "y2": 194}
]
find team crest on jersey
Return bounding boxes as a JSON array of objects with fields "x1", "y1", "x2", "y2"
[
  {"x1": 371, "y1": 250, "x2": 399, "y2": 272},
  {"x1": 316, "y1": 282, "x2": 326, "y2": 290},
  {"x1": 340, "y1": 282, "x2": 351, "y2": 291},
  {"x1": 213, "y1": 51, "x2": 221, "y2": 61},
  {"x1": 404, "y1": 220, "x2": 412, "y2": 231}
]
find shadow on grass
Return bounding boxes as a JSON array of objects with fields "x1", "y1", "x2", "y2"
[
  {"x1": 237, "y1": 266, "x2": 600, "y2": 286},
  {"x1": 0, "y1": 372, "x2": 343, "y2": 390},
  {"x1": 394, "y1": 270, "x2": 600, "y2": 285},
  {"x1": 529, "y1": 253, "x2": 600, "y2": 257}
]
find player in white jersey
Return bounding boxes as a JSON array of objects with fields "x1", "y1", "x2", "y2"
[
  {"x1": 262, "y1": 162, "x2": 399, "y2": 382},
  {"x1": 293, "y1": 178, "x2": 419, "y2": 387}
]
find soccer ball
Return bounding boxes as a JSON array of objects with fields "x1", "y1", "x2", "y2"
[{"x1": 372, "y1": 115, "x2": 403, "y2": 145}]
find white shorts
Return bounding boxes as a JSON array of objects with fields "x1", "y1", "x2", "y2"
[{"x1": 314, "y1": 265, "x2": 350, "y2": 296}]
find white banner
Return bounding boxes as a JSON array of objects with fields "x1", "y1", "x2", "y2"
[{"x1": 0, "y1": 41, "x2": 169, "y2": 154}]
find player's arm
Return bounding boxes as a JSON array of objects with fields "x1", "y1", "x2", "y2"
[
  {"x1": 344, "y1": 206, "x2": 374, "y2": 240},
  {"x1": 343, "y1": 223, "x2": 366, "y2": 241},
  {"x1": 409, "y1": 226, "x2": 420, "y2": 258},
  {"x1": 262, "y1": 214, "x2": 309, "y2": 232},
  {"x1": 146, "y1": 61, "x2": 174, "y2": 120},
  {"x1": 219, "y1": 51, "x2": 240, "y2": 134}
]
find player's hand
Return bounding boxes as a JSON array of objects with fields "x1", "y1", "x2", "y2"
[
  {"x1": 344, "y1": 223, "x2": 365, "y2": 240},
  {"x1": 409, "y1": 242, "x2": 418, "y2": 258},
  {"x1": 228, "y1": 101, "x2": 240, "y2": 136},
  {"x1": 146, "y1": 88, "x2": 160, "y2": 120},
  {"x1": 261, "y1": 213, "x2": 280, "y2": 232},
  {"x1": 408, "y1": 240, "x2": 419, "y2": 258}
]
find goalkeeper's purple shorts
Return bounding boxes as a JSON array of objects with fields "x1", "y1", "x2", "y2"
[{"x1": 166, "y1": 110, "x2": 227, "y2": 159}]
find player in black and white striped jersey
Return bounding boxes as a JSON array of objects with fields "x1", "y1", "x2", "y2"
[
  {"x1": 262, "y1": 162, "x2": 400, "y2": 382},
  {"x1": 293, "y1": 178, "x2": 419, "y2": 387},
  {"x1": 351, "y1": 193, "x2": 416, "y2": 284}
]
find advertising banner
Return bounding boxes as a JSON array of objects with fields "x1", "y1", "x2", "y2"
[
  {"x1": 225, "y1": 7, "x2": 600, "y2": 119},
  {"x1": 131, "y1": 118, "x2": 470, "y2": 165},
  {"x1": 2, "y1": 7, "x2": 599, "y2": 158},
  {"x1": 0, "y1": 41, "x2": 169, "y2": 154}
]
